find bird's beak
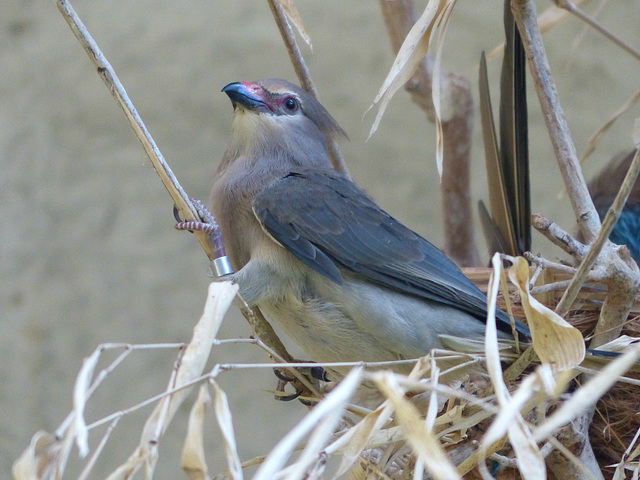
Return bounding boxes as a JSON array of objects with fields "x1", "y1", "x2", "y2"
[{"x1": 222, "y1": 82, "x2": 270, "y2": 112}]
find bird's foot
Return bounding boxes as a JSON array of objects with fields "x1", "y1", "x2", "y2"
[
  {"x1": 174, "y1": 199, "x2": 233, "y2": 278},
  {"x1": 273, "y1": 365, "x2": 328, "y2": 405},
  {"x1": 174, "y1": 198, "x2": 218, "y2": 234},
  {"x1": 274, "y1": 368, "x2": 303, "y2": 401}
]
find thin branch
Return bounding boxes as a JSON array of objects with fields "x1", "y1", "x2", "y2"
[
  {"x1": 526, "y1": 252, "x2": 575, "y2": 275},
  {"x1": 511, "y1": 0, "x2": 600, "y2": 244},
  {"x1": 530, "y1": 213, "x2": 589, "y2": 259},
  {"x1": 78, "y1": 417, "x2": 121, "y2": 480},
  {"x1": 267, "y1": 0, "x2": 349, "y2": 177},
  {"x1": 580, "y1": 89, "x2": 640, "y2": 164},
  {"x1": 525, "y1": 253, "x2": 605, "y2": 294},
  {"x1": 511, "y1": 1, "x2": 640, "y2": 335},
  {"x1": 553, "y1": 0, "x2": 640, "y2": 62},
  {"x1": 529, "y1": 280, "x2": 572, "y2": 295},
  {"x1": 56, "y1": 0, "x2": 215, "y2": 261},
  {"x1": 510, "y1": 5, "x2": 639, "y2": 476},
  {"x1": 589, "y1": 148, "x2": 640, "y2": 344},
  {"x1": 556, "y1": 148, "x2": 640, "y2": 320}
]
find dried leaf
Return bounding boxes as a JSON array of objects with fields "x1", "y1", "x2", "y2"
[
  {"x1": 282, "y1": 393, "x2": 349, "y2": 480},
  {"x1": 12, "y1": 431, "x2": 57, "y2": 480},
  {"x1": 279, "y1": 0, "x2": 312, "y2": 49},
  {"x1": 425, "y1": 358, "x2": 441, "y2": 431},
  {"x1": 502, "y1": 424, "x2": 545, "y2": 480},
  {"x1": 594, "y1": 335, "x2": 640, "y2": 353},
  {"x1": 104, "y1": 445, "x2": 151, "y2": 480},
  {"x1": 438, "y1": 407, "x2": 494, "y2": 441},
  {"x1": 374, "y1": 372, "x2": 459, "y2": 480},
  {"x1": 439, "y1": 334, "x2": 516, "y2": 357},
  {"x1": 508, "y1": 256, "x2": 585, "y2": 370},
  {"x1": 140, "y1": 281, "x2": 238, "y2": 443},
  {"x1": 431, "y1": 0, "x2": 457, "y2": 177},
  {"x1": 253, "y1": 367, "x2": 363, "y2": 480},
  {"x1": 482, "y1": 254, "x2": 546, "y2": 480},
  {"x1": 482, "y1": 372, "x2": 533, "y2": 447},
  {"x1": 613, "y1": 425, "x2": 640, "y2": 480},
  {"x1": 331, "y1": 408, "x2": 385, "y2": 478},
  {"x1": 484, "y1": 254, "x2": 508, "y2": 396},
  {"x1": 73, "y1": 349, "x2": 101, "y2": 458},
  {"x1": 535, "y1": 344, "x2": 640, "y2": 442},
  {"x1": 483, "y1": 370, "x2": 550, "y2": 478},
  {"x1": 175, "y1": 282, "x2": 238, "y2": 393},
  {"x1": 212, "y1": 382, "x2": 243, "y2": 480},
  {"x1": 181, "y1": 385, "x2": 212, "y2": 480},
  {"x1": 368, "y1": 0, "x2": 448, "y2": 138}
]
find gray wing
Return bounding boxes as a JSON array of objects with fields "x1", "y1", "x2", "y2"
[{"x1": 252, "y1": 168, "x2": 529, "y2": 337}]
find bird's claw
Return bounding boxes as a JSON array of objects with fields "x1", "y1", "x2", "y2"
[
  {"x1": 175, "y1": 220, "x2": 217, "y2": 235},
  {"x1": 274, "y1": 388, "x2": 302, "y2": 402},
  {"x1": 273, "y1": 365, "x2": 327, "y2": 404},
  {"x1": 173, "y1": 204, "x2": 183, "y2": 223},
  {"x1": 273, "y1": 368, "x2": 296, "y2": 383},
  {"x1": 275, "y1": 372, "x2": 303, "y2": 402},
  {"x1": 174, "y1": 198, "x2": 218, "y2": 234},
  {"x1": 191, "y1": 198, "x2": 217, "y2": 224}
]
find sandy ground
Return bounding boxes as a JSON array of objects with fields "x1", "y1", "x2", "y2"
[{"x1": 2, "y1": 0, "x2": 638, "y2": 477}]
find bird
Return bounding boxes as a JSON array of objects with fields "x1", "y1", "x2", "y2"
[
  {"x1": 586, "y1": 148, "x2": 640, "y2": 265},
  {"x1": 206, "y1": 78, "x2": 529, "y2": 380}
]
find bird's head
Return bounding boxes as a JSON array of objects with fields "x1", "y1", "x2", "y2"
[{"x1": 221, "y1": 79, "x2": 347, "y2": 167}]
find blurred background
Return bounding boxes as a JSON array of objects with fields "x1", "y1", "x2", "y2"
[{"x1": 2, "y1": 0, "x2": 638, "y2": 477}]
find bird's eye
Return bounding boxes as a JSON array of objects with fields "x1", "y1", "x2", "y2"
[{"x1": 283, "y1": 97, "x2": 298, "y2": 111}]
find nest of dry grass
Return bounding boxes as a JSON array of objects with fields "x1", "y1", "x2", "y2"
[
  {"x1": 13, "y1": 262, "x2": 640, "y2": 480},
  {"x1": 471, "y1": 266, "x2": 640, "y2": 479}
]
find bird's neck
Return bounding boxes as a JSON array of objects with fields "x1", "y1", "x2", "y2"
[
  {"x1": 211, "y1": 113, "x2": 333, "y2": 270},
  {"x1": 222, "y1": 110, "x2": 333, "y2": 173}
]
